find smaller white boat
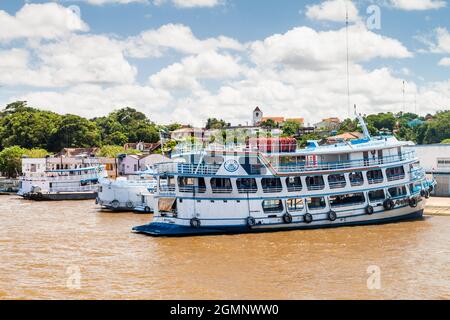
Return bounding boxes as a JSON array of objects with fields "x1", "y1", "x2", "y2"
[
  {"x1": 18, "y1": 165, "x2": 107, "y2": 201},
  {"x1": 96, "y1": 170, "x2": 157, "y2": 212}
]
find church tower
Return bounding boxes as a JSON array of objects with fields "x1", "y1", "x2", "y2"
[{"x1": 253, "y1": 106, "x2": 263, "y2": 125}]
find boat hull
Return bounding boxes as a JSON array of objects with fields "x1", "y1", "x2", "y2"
[
  {"x1": 22, "y1": 192, "x2": 97, "y2": 201},
  {"x1": 132, "y1": 208, "x2": 424, "y2": 237}
]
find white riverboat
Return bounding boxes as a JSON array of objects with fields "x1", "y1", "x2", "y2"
[
  {"x1": 133, "y1": 116, "x2": 436, "y2": 237},
  {"x1": 96, "y1": 171, "x2": 158, "y2": 212},
  {"x1": 18, "y1": 165, "x2": 107, "y2": 201}
]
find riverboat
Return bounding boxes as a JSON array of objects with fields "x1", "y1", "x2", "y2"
[{"x1": 133, "y1": 115, "x2": 436, "y2": 236}]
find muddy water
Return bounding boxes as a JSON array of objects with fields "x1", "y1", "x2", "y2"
[{"x1": 0, "y1": 194, "x2": 449, "y2": 300}]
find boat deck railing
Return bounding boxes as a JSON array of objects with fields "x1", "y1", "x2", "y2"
[
  {"x1": 22, "y1": 173, "x2": 101, "y2": 182},
  {"x1": 271, "y1": 151, "x2": 416, "y2": 173},
  {"x1": 154, "y1": 151, "x2": 417, "y2": 176},
  {"x1": 48, "y1": 185, "x2": 99, "y2": 193}
]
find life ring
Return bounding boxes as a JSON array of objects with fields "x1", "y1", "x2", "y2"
[
  {"x1": 283, "y1": 213, "x2": 293, "y2": 224},
  {"x1": 111, "y1": 200, "x2": 120, "y2": 209},
  {"x1": 190, "y1": 217, "x2": 201, "y2": 229},
  {"x1": 409, "y1": 197, "x2": 418, "y2": 208},
  {"x1": 144, "y1": 206, "x2": 151, "y2": 213},
  {"x1": 328, "y1": 211, "x2": 337, "y2": 221},
  {"x1": 304, "y1": 213, "x2": 313, "y2": 224},
  {"x1": 247, "y1": 216, "x2": 256, "y2": 227},
  {"x1": 126, "y1": 201, "x2": 134, "y2": 209},
  {"x1": 366, "y1": 205, "x2": 374, "y2": 215},
  {"x1": 383, "y1": 199, "x2": 394, "y2": 210}
]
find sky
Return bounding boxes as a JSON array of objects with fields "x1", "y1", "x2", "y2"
[{"x1": 0, "y1": 0, "x2": 449, "y2": 127}]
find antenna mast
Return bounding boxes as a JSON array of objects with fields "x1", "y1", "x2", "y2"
[{"x1": 345, "y1": 1, "x2": 351, "y2": 117}]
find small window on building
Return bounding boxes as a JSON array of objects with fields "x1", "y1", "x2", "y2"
[
  {"x1": 437, "y1": 158, "x2": 450, "y2": 168},
  {"x1": 262, "y1": 199, "x2": 284, "y2": 213},
  {"x1": 286, "y1": 176, "x2": 302, "y2": 192},
  {"x1": 306, "y1": 176, "x2": 325, "y2": 191},
  {"x1": 236, "y1": 178, "x2": 258, "y2": 193},
  {"x1": 287, "y1": 198, "x2": 304, "y2": 212},
  {"x1": 328, "y1": 174, "x2": 346, "y2": 189},
  {"x1": 388, "y1": 186, "x2": 407, "y2": 198},
  {"x1": 330, "y1": 193, "x2": 366, "y2": 208},
  {"x1": 261, "y1": 178, "x2": 283, "y2": 193},
  {"x1": 367, "y1": 169, "x2": 383, "y2": 184},
  {"x1": 211, "y1": 178, "x2": 232, "y2": 193},
  {"x1": 307, "y1": 197, "x2": 327, "y2": 210},
  {"x1": 368, "y1": 189, "x2": 385, "y2": 202}
]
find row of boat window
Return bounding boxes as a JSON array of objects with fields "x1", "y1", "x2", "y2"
[
  {"x1": 262, "y1": 186, "x2": 409, "y2": 213},
  {"x1": 170, "y1": 165, "x2": 406, "y2": 193}
]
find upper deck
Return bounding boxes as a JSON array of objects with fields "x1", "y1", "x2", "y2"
[{"x1": 156, "y1": 136, "x2": 417, "y2": 177}]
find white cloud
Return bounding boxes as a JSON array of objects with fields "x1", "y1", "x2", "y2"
[
  {"x1": 0, "y1": 3, "x2": 88, "y2": 42},
  {"x1": 149, "y1": 51, "x2": 243, "y2": 90},
  {"x1": 0, "y1": 35, "x2": 137, "y2": 87},
  {"x1": 305, "y1": 0, "x2": 360, "y2": 23},
  {"x1": 427, "y1": 27, "x2": 450, "y2": 53},
  {"x1": 11, "y1": 84, "x2": 173, "y2": 122},
  {"x1": 84, "y1": 0, "x2": 149, "y2": 5},
  {"x1": 154, "y1": 0, "x2": 221, "y2": 8},
  {"x1": 250, "y1": 25, "x2": 412, "y2": 69},
  {"x1": 389, "y1": 0, "x2": 446, "y2": 11},
  {"x1": 125, "y1": 23, "x2": 243, "y2": 58},
  {"x1": 438, "y1": 57, "x2": 450, "y2": 66}
]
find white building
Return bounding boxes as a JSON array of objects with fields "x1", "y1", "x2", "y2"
[{"x1": 409, "y1": 144, "x2": 450, "y2": 197}]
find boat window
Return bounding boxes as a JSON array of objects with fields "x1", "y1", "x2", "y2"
[
  {"x1": 349, "y1": 172, "x2": 364, "y2": 186},
  {"x1": 368, "y1": 189, "x2": 385, "y2": 202},
  {"x1": 328, "y1": 174, "x2": 346, "y2": 189},
  {"x1": 262, "y1": 199, "x2": 284, "y2": 213},
  {"x1": 236, "y1": 178, "x2": 258, "y2": 193},
  {"x1": 367, "y1": 169, "x2": 383, "y2": 184},
  {"x1": 287, "y1": 198, "x2": 304, "y2": 212},
  {"x1": 330, "y1": 193, "x2": 365, "y2": 208},
  {"x1": 211, "y1": 178, "x2": 232, "y2": 194},
  {"x1": 261, "y1": 178, "x2": 283, "y2": 193},
  {"x1": 160, "y1": 176, "x2": 175, "y2": 192},
  {"x1": 306, "y1": 176, "x2": 325, "y2": 191},
  {"x1": 178, "y1": 177, "x2": 206, "y2": 193},
  {"x1": 307, "y1": 197, "x2": 327, "y2": 210},
  {"x1": 286, "y1": 176, "x2": 302, "y2": 192},
  {"x1": 386, "y1": 166, "x2": 405, "y2": 181},
  {"x1": 388, "y1": 186, "x2": 407, "y2": 198}
]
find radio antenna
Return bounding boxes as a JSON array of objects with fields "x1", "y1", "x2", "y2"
[{"x1": 345, "y1": 1, "x2": 351, "y2": 118}]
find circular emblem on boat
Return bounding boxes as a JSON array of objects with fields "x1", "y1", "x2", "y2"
[{"x1": 224, "y1": 159, "x2": 239, "y2": 172}]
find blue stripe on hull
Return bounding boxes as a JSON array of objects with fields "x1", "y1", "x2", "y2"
[{"x1": 132, "y1": 209, "x2": 424, "y2": 237}]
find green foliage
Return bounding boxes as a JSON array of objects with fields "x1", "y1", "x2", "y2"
[
  {"x1": 0, "y1": 146, "x2": 49, "y2": 178},
  {"x1": 297, "y1": 133, "x2": 322, "y2": 148},
  {"x1": 205, "y1": 118, "x2": 228, "y2": 130},
  {"x1": 93, "y1": 107, "x2": 159, "y2": 144},
  {"x1": 441, "y1": 139, "x2": 450, "y2": 144},
  {"x1": 50, "y1": 114, "x2": 101, "y2": 150},
  {"x1": 260, "y1": 119, "x2": 278, "y2": 129},
  {"x1": 282, "y1": 120, "x2": 301, "y2": 137}
]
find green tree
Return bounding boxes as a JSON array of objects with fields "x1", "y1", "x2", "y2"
[
  {"x1": 50, "y1": 115, "x2": 101, "y2": 150},
  {"x1": 260, "y1": 119, "x2": 278, "y2": 129},
  {"x1": 282, "y1": 120, "x2": 301, "y2": 137},
  {"x1": 205, "y1": 118, "x2": 228, "y2": 130}
]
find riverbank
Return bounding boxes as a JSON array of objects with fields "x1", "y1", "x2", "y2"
[{"x1": 425, "y1": 197, "x2": 450, "y2": 216}]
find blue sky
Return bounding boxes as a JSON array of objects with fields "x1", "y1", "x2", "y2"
[{"x1": 0, "y1": 0, "x2": 449, "y2": 126}]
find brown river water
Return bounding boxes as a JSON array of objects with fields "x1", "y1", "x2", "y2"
[{"x1": 0, "y1": 194, "x2": 449, "y2": 300}]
